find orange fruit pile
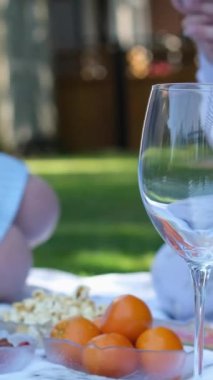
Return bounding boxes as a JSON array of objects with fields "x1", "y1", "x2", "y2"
[{"x1": 50, "y1": 294, "x2": 184, "y2": 378}]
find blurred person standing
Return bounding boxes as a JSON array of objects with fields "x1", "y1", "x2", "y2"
[{"x1": 152, "y1": 0, "x2": 213, "y2": 321}]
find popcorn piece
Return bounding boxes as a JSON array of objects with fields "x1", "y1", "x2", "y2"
[
  {"x1": 0, "y1": 285, "x2": 106, "y2": 336},
  {"x1": 74, "y1": 285, "x2": 90, "y2": 300}
]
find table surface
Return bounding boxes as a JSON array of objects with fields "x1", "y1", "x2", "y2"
[{"x1": 0, "y1": 268, "x2": 213, "y2": 380}]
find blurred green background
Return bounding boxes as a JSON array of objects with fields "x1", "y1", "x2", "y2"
[
  {"x1": 0, "y1": 1, "x2": 196, "y2": 275},
  {"x1": 28, "y1": 153, "x2": 162, "y2": 275}
]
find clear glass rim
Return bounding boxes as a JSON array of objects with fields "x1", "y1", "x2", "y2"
[{"x1": 152, "y1": 82, "x2": 213, "y2": 91}]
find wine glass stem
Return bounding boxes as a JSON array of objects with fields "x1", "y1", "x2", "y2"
[{"x1": 189, "y1": 265, "x2": 211, "y2": 380}]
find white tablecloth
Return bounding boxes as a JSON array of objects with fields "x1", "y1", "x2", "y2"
[{"x1": 0, "y1": 268, "x2": 213, "y2": 380}]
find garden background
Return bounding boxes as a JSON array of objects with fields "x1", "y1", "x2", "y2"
[{"x1": 0, "y1": 0, "x2": 197, "y2": 275}]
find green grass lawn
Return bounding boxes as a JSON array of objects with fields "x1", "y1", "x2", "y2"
[{"x1": 26, "y1": 152, "x2": 163, "y2": 275}]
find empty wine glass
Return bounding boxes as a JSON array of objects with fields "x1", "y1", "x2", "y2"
[{"x1": 138, "y1": 83, "x2": 213, "y2": 379}]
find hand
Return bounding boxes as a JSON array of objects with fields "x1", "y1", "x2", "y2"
[
  {"x1": 171, "y1": 0, "x2": 213, "y2": 62},
  {"x1": 171, "y1": 0, "x2": 201, "y2": 14},
  {"x1": 182, "y1": 4, "x2": 213, "y2": 62}
]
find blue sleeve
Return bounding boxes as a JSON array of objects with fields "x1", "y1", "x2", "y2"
[{"x1": 0, "y1": 153, "x2": 29, "y2": 241}]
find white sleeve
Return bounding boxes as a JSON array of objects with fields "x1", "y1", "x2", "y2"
[{"x1": 196, "y1": 52, "x2": 213, "y2": 83}]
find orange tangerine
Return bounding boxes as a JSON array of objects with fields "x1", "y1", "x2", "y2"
[
  {"x1": 93, "y1": 316, "x2": 103, "y2": 330},
  {"x1": 136, "y1": 326, "x2": 184, "y2": 379},
  {"x1": 100, "y1": 294, "x2": 152, "y2": 342},
  {"x1": 82, "y1": 332, "x2": 138, "y2": 378},
  {"x1": 50, "y1": 316, "x2": 101, "y2": 367}
]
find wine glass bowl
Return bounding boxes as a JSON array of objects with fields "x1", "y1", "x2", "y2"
[{"x1": 138, "y1": 83, "x2": 213, "y2": 379}]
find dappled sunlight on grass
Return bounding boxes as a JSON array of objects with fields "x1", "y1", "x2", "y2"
[
  {"x1": 35, "y1": 245, "x2": 155, "y2": 274},
  {"x1": 69, "y1": 250, "x2": 154, "y2": 275},
  {"x1": 26, "y1": 154, "x2": 137, "y2": 175}
]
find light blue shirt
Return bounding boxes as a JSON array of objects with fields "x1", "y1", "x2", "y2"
[
  {"x1": 0, "y1": 153, "x2": 28, "y2": 240},
  {"x1": 197, "y1": 53, "x2": 213, "y2": 83}
]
